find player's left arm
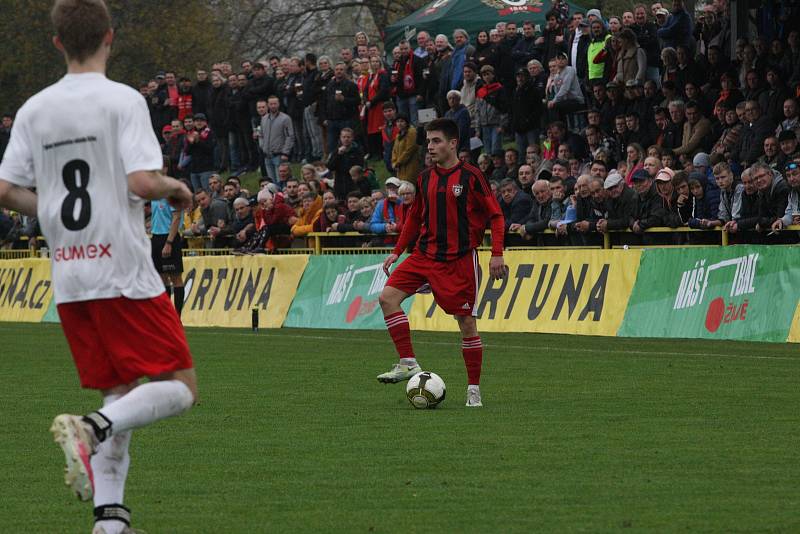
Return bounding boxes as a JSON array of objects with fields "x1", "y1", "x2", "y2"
[
  {"x1": 0, "y1": 180, "x2": 38, "y2": 217},
  {"x1": 472, "y1": 171, "x2": 507, "y2": 280}
]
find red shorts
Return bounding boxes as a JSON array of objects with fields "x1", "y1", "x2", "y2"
[
  {"x1": 387, "y1": 250, "x2": 479, "y2": 316},
  {"x1": 57, "y1": 293, "x2": 193, "y2": 390}
]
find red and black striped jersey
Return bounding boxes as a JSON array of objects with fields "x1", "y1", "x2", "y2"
[{"x1": 394, "y1": 161, "x2": 505, "y2": 262}]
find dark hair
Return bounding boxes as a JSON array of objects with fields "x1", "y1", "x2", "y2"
[
  {"x1": 625, "y1": 111, "x2": 640, "y2": 120},
  {"x1": 685, "y1": 100, "x2": 699, "y2": 111},
  {"x1": 305, "y1": 52, "x2": 318, "y2": 63},
  {"x1": 505, "y1": 147, "x2": 519, "y2": 156},
  {"x1": 51, "y1": 0, "x2": 111, "y2": 63},
  {"x1": 346, "y1": 191, "x2": 362, "y2": 200},
  {"x1": 546, "y1": 9, "x2": 559, "y2": 20},
  {"x1": 224, "y1": 180, "x2": 238, "y2": 188},
  {"x1": 553, "y1": 159, "x2": 569, "y2": 169},
  {"x1": 591, "y1": 159, "x2": 608, "y2": 171},
  {"x1": 425, "y1": 118, "x2": 460, "y2": 142}
]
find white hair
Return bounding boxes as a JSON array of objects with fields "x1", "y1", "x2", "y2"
[
  {"x1": 233, "y1": 197, "x2": 249, "y2": 208},
  {"x1": 257, "y1": 189, "x2": 273, "y2": 203},
  {"x1": 447, "y1": 90, "x2": 462, "y2": 100},
  {"x1": 398, "y1": 181, "x2": 416, "y2": 194}
]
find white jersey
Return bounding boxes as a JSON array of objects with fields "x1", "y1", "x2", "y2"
[{"x1": 0, "y1": 72, "x2": 164, "y2": 304}]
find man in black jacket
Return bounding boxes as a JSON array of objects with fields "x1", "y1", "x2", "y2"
[
  {"x1": 186, "y1": 114, "x2": 216, "y2": 192},
  {"x1": 535, "y1": 10, "x2": 568, "y2": 68},
  {"x1": 497, "y1": 23, "x2": 521, "y2": 89},
  {"x1": 323, "y1": 62, "x2": 360, "y2": 154},
  {"x1": 752, "y1": 162, "x2": 790, "y2": 241},
  {"x1": 597, "y1": 172, "x2": 638, "y2": 240},
  {"x1": 498, "y1": 178, "x2": 533, "y2": 246},
  {"x1": 733, "y1": 101, "x2": 777, "y2": 167},
  {"x1": 208, "y1": 73, "x2": 230, "y2": 172},
  {"x1": 631, "y1": 167, "x2": 666, "y2": 234},
  {"x1": 327, "y1": 128, "x2": 365, "y2": 201},
  {"x1": 192, "y1": 69, "x2": 213, "y2": 117},
  {"x1": 566, "y1": 19, "x2": 591, "y2": 86},
  {"x1": 727, "y1": 168, "x2": 761, "y2": 243},
  {"x1": 631, "y1": 5, "x2": 661, "y2": 85},
  {"x1": 514, "y1": 179, "x2": 553, "y2": 245},
  {"x1": 511, "y1": 21, "x2": 538, "y2": 72}
]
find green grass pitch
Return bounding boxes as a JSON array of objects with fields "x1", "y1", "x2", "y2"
[{"x1": 2, "y1": 323, "x2": 799, "y2": 532}]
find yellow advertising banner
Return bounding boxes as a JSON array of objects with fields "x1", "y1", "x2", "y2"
[
  {"x1": 786, "y1": 301, "x2": 800, "y2": 343},
  {"x1": 0, "y1": 258, "x2": 54, "y2": 323},
  {"x1": 181, "y1": 255, "x2": 309, "y2": 328},
  {"x1": 408, "y1": 249, "x2": 642, "y2": 336}
]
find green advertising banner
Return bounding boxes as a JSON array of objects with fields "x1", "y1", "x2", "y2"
[
  {"x1": 284, "y1": 254, "x2": 413, "y2": 329},
  {"x1": 618, "y1": 246, "x2": 800, "y2": 342}
]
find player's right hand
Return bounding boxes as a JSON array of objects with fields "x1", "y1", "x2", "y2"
[
  {"x1": 383, "y1": 253, "x2": 399, "y2": 276},
  {"x1": 168, "y1": 181, "x2": 193, "y2": 210}
]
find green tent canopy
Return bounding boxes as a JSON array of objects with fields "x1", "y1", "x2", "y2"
[{"x1": 384, "y1": 0, "x2": 585, "y2": 51}]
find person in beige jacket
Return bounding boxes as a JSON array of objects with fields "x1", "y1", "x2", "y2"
[
  {"x1": 390, "y1": 114, "x2": 420, "y2": 182},
  {"x1": 674, "y1": 100, "x2": 712, "y2": 158}
]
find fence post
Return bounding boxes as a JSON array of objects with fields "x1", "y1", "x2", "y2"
[
  {"x1": 603, "y1": 232, "x2": 611, "y2": 249},
  {"x1": 721, "y1": 228, "x2": 729, "y2": 246},
  {"x1": 314, "y1": 234, "x2": 321, "y2": 255}
]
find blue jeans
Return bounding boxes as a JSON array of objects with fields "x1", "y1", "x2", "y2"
[
  {"x1": 326, "y1": 119, "x2": 353, "y2": 155},
  {"x1": 397, "y1": 96, "x2": 419, "y2": 126},
  {"x1": 481, "y1": 126, "x2": 501, "y2": 156},
  {"x1": 264, "y1": 155, "x2": 282, "y2": 182},
  {"x1": 515, "y1": 130, "x2": 539, "y2": 157},
  {"x1": 190, "y1": 171, "x2": 213, "y2": 193}
]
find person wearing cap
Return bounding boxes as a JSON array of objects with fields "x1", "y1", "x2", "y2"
[
  {"x1": 586, "y1": 8, "x2": 603, "y2": 25},
  {"x1": 548, "y1": 52, "x2": 585, "y2": 123},
  {"x1": 475, "y1": 65, "x2": 508, "y2": 158},
  {"x1": 630, "y1": 166, "x2": 667, "y2": 234},
  {"x1": 597, "y1": 171, "x2": 639, "y2": 235},
  {"x1": 369, "y1": 177, "x2": 404, "y2": 238},
  {"x1": 510, "y1": 68, "x2": 543, "y2": 156},
  {"x1": 772, "y1": 160, "x2": 800, "y2": 236},
  {"x1": 566, "y1": 17, "x2": 591, "y2": 85},
  {"x1": 653, "y1": 167, "x2": 684, "y2": 228},
  {"x1": 778, "y1": 130, "x2": 799, "y2": 169},
  {"x1": 390, "y1": 114, "x2": 419, "y2": 183}
]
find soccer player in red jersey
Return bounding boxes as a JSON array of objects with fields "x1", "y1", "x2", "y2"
[
  {"x1": 377, "y1": 118, "x2": 507, "y2": 407},
  {"x1": 0, "y1": 2, "x2": 196, "y2": 532}
]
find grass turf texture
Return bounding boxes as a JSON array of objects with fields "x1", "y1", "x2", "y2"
[{"x1": 2, "y1": 323, "x2": 799, "y2": 533}]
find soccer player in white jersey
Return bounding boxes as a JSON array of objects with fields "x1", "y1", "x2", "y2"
[{"x1": 0, "y1": 1, "x2": 197, "y2": 532}]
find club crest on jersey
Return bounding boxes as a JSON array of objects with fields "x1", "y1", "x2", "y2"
[{"x1": 452, "y1": 184, "x2": 463, "y2": 197}]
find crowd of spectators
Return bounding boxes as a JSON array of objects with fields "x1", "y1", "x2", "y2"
[{"x1": 2, "y1": 0, "x2": 800, "y2": 252}]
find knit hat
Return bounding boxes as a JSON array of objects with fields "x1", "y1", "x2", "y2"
[
  {"x1": 587, "y1": 8, "x2": 602, "y2": 20},
  {"x1": 692, "y1": 152, "x2": 711, "y2": 168}
]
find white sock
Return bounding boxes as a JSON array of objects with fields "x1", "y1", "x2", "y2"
[
  {"x1": 400, "y1": 357, "x2": 418, "y2": 366},
  {"x1": 93, "y1": 394, "x2": 132, "y2": 534},
  {"x1": 98, "y1": 380, "x2": 193, "y2": 436}
]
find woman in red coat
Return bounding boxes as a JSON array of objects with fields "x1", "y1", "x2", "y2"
[{"x1": 364, "y1": 56, "x2": 391, "y2": 160}]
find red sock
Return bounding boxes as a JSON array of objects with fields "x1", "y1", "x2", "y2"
[
  {"x1": 462, "y1": 336, "x2": 483, "y2": 385},
  {"x1": 385, "y1": 311, "x2": 415, "y2": 360}
]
